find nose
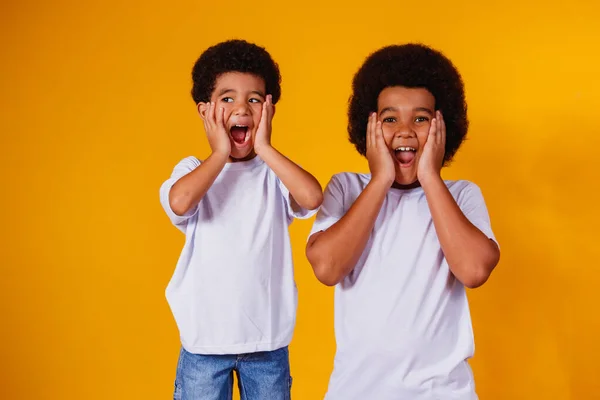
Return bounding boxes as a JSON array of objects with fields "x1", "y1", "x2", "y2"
[
  {"x1": 394, "y1": 121, "x2": 415, "y2": 138},
  {"x1": 232, "y1": 100, "x2": 250, "y2": 116}
]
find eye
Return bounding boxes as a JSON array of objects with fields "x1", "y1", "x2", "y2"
[
  {"x1": 383, "y1": 117, "x2": 396, "y2": 123},
  {"x1": 249, "y1": 98, "x2": 262, "y2": 103},
  {"x1": 221, "y1": 97, "x2": 234, "y2": 103},
  {"x1": 415, "y1": 116, "x2": 430, "y2": 123}
]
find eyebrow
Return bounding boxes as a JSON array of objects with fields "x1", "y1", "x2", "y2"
[
  {"x1": 216, "y1": 88, "x2": 266, "y2": 98},
  {"x1": 379, "y1": 106, "x2": 434, "y2": 115}
]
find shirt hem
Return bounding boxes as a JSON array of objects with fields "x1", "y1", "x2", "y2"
[{"x1": 180, "y1": 334, "x2": 293, "y2": 355}]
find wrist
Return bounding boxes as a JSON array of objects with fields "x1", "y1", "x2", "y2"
[
  {"x1": 254, "y1": 142, "x2": 274, "y2": 156},
  {"x1": 368, "y1": 176, "x2": 392, "y2": 192},
  {"x1": 209, "y1": 150, "x2": 230, "y2": 164},
  {"x1": 419, "y1": 171, "x2": 443, "y2": 190}
]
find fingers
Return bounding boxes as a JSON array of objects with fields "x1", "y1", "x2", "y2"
[
  {"x1": 256, "y1": 99, "x2": 268, "y2": 136},
  {"x1": 437, "y1": 111, "x2": 446, "y2": 146},
  {"x1": 375, "y1": 120, "x2": 385, "y2": 149},
  {"x1": 427, "y1": 116, "x2": 437, "y2": 145},
  {"x1": 366, "y1": 112, "x2": 375, "y2": 150},
  {"x1": 203, "y1": 102, "x2": 214, "y2": 133},
  {"x1": 209, "y1": 102, "x2": 217, "y2": 127},
  {"x1": 266, "y1": 94, "x2": 274, "y2": 122},
  {"x1": 201, "y1": 104, "x2": 210, "y2": 133},
  {"x1": 216, "y1": 104, "x2": 225, "y2": 131},
  {"x1": 266, "y1": 96, "x2": 274, "y2": 137},
  {"x1": 367, "y1": 112, "x2": 388, "y2": 153}
]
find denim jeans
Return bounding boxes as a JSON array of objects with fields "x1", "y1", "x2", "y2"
[{"x1": 173, "y1": 346, "x2": 292, "y2": 400}]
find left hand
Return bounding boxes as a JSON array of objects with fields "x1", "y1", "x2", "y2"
[
  {"x1": 417, "y1": 110, "x2": 446, "y2": 183},
  {"x1": 253, "y1": 94, "x2": 275, "y2": 154}
]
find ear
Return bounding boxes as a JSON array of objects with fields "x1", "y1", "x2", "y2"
[
  {"x1": 197, "y1": 102, "x2": 208, "y2": 120},
  {"x1": 271, "y1": 104, "x2": 276, "y2": 118}
]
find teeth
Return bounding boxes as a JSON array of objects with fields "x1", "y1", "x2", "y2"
[{"x1": 395, "y1": 147, "x2": 415, "y2": 152}]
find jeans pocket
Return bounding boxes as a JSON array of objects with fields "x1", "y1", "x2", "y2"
[
  {"x1": 173, "y1": 379, "x2": 182, "y2": 400},
  {"x1": 173, "y1": 347, "x2": 185, "y2": 400}
]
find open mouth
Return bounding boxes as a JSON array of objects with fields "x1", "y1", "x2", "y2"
[
  {"x1": 394, "y1": 146, "x2": 417, "y2": 166},
  {"x1": 229, "y1": 125, "x2": 250, "y2": 145}
]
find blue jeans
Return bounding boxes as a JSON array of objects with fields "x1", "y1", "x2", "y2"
[{"x1": 173, "y1": 346, "x2": 292, "y2": 400}]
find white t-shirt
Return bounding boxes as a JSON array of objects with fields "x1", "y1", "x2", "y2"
[
  {"x1": 309, "y1": 173, "x2": 498, "y2": 400},
  {"x1": 160, "y1": 156, "x2": 316, "y2": 355}
]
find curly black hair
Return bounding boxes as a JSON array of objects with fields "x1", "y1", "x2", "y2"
[
  {"x1": 348, "y1": 43, "x2": 468, "y2": 164},
  {"x1": 191, "y1": 39, "x2": 281, "y2": 104}
]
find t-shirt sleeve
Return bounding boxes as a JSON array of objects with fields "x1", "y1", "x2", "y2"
[
  {"x1": 159, "y1": 156, "x2": 202, "y2": 231},
  {"x1": 309, "y1": 174, "x2": 346, "y2": 238},
  {"x1": 457, "y1": 182, "x2": 499, "y2": 247},
  {"x1": 277, "y1": 177, "x2": 320, "y2": 220}
]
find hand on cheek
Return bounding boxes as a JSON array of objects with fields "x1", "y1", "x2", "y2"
[{"x1": 417, "y1": 111, "x2": 446, "y2": 184}]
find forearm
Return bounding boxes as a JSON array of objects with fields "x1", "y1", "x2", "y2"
[
  {"x1": 259, "y1": 145, "x2": 323, "y2": 210},
  {"x1": 168, "y1": 151, "x2": 228, "y2": 216},
  {"x1": 306, "y1": 179, "x2": 389, "y2": 286},
  {"x1": 421, "y1": 175, "x2": 500, "y2": 288}
]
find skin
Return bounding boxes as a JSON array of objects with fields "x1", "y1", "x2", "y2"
[
  {"x1": 306, "y1": 86, "x2": 500, "y2": 288},
  {"x1": 168, "y1": 72, "x2": 322, "y2": 217}
]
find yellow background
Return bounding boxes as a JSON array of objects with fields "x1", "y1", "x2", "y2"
[{"x1": 1, "y1": 0, "x2": 599, "y2": 398}]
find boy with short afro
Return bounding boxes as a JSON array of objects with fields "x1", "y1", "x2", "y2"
[
  {"x1": 160, "y1": 39, "x2": 322, "y2": 400},
  {"x1": 306, "y1": 43, "x2": 500, "y2": 399}
]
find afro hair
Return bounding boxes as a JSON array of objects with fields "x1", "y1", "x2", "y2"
[
  {"x1": 348, "y1": 43, "x2": 468, "y2": 164},
  {"x1": 191, "y1": 39, "x2": 281, "y2": 105}
]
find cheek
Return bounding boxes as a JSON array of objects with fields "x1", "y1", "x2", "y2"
[
  {"x1": 381, "y1": 125, "x2": 395, "y2": 144},
  {"x1": 416, "y1": 130, "x2": 430, "y2": 146},
  {"x1": 251, "y1": 104, "x2": 263, "y2": 124},
  {"x1": 210, "y1": 101, "x2": 234, "y2": 121},
  {"x1": 221, "y1": 105, "x2": 234, "y2": 121}
]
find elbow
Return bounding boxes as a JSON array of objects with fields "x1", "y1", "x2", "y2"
[
  {"x1": 458, "y1": 249, "x2": 500, "y2": 289},
  {"x1": 302, "y1": 191, "x2": 324, "y2": 211},
  {"x1": 311, "y1": 191, "x2": 324, "y2": 210},
  {"x1": 169, "y1": 195, "x2": 192, "y2": 217},
  {"x1": 312, "y1": 262, "x2": 342, "y2": 287},
  {"x1": 461, "y1": 269, "x2": 491, "y2": 289},
  {"x1": 306, "y1": 240, "x2": 342, "y2": 286}
]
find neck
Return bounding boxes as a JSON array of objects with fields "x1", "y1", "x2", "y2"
[
  {"x1": 391, "y1": 180, "x2": 422, "y2": 190},
  {"x1": 228, "y1": 150, "x2": 257, "y2": 163}
]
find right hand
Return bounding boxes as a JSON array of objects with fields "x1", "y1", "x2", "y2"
[
  {"x1": 202, "y1": 101, "x2": 231, "y2": 157},
  {"x1": 366, "y1": 112, "x2": 395, "y2": 187}
]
